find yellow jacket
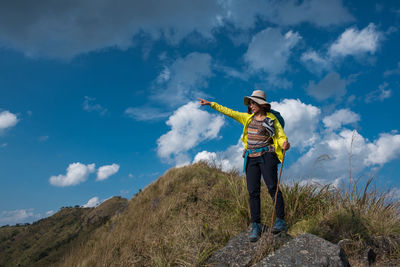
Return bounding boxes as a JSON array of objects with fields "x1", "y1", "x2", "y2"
[{"x1": 211, "y1": 102, "x2": 287, "y2": 162}]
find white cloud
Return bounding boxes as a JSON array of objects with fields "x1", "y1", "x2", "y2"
[
  {"x1": 1, "y1": 143, "x2": 7, "y2": 148},
  {"x1": 49, "y1": 162, "x2": 95, "y2": 187},
  {"x1": 287, "y1": 127, "x2": 400, "y2": 182},
  {"x1": 323, "y1": 109, "x2": 360, "y2": 130},
  {"x1": 188, "y1": 98, "x2": 400, "y2": 185},
  {"x1": 157, "y1": 101, "x2": 225, "y2": 166},
  {"x1": 365, "y1": 133, "x2": 400, "y2": 165},
  {"x1": 82, "y1": 96, "x2": 107, "y2": 115},
  {"x1": 189, "y1": 97, "x2": 400, "y2": 186},
  {"x1": 192, "y1": 98, "x2": 321, "y2": 171},
  {"x1": 365, "y1": 82, "x2": 392, "y2": 103},
  {"x1": 193, "y1": 139, "x2": 244, "y2": 172},
  {"x1": 45, "y1": 210, "x2": 55, "y2": 216},
  {"x1": 97, "y1": 164, "x2": 120, "y2": 181},
  {"x1": 298, "y1": 176, "x2": 344, "y2": 190},
  {"x1": 0, "y1": 110, "x2": 18, "y2": 133},
  {"x1": 306, "y1": 72, "x2": 347, "y2": 101},
  {"x1": 271, "y1": 99, "x2": 321, "y2": 149},
  {"x1": 328, "y1": 23, "x2": 382, "y2": 58},
  {"x1": 302, "y1": 24, "x2": 383, "y2": 74},
  {"x1": 0, "y1": 0, "x2": 352, "y2": 59},
  {"x1": 245, "y1": 28, "x2": 301, "y2": 76},
  {"x1": 0, "y1": 209, "x2": 34, "y2": 225},
  {"x1": 82, "y1": 197, "x2": 100, "y2": 208}
]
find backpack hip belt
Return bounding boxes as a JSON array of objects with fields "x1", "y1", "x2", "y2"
[{"x1": 243, "y1": 147, "x2": 269, "y2": 173}]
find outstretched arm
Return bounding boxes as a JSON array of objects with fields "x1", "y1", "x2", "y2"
[{"x1": 197, "y1": 98, "x2": 249, "y2": 125}]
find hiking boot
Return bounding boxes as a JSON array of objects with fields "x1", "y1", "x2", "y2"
[
  {"x1": 272, "y1": 218, "x2": 287, "y2": 234},
  {"x1": 249, "y1": 222, "x2": 262, "y2": 242}
]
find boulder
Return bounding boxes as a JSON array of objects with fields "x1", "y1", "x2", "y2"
[
  {"x1": 205, "y1": 226, "x2": 291, "y2": 267},
  {"x1": 255, "y1": 233, "x2": 350, "y2": 267}
]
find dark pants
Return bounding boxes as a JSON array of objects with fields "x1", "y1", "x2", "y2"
[{"x1": 245, "y1": 152, "x2": 285, "y2": 223}]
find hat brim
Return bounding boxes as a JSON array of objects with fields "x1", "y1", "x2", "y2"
[{"x1": 244, "y1": 96, "x2": 270, "y2": 106}]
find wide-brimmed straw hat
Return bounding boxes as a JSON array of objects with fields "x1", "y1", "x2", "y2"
[{"x1": 244, "y1": 90, "x2": 270, "y2": 106}]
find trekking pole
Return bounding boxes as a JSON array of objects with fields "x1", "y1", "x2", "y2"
[{"x1": 267, "y1": 148, "x2": 286, "y2": 241}]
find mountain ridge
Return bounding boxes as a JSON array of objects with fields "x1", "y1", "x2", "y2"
[{"x1": 1, "y1": 163, "x2": 399, "y2": 266}]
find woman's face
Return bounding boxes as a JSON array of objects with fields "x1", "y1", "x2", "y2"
[{"x1": 249, "y1": 100, "x2": 260, "y2": 114}]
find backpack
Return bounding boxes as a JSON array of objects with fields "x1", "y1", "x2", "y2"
[{"x1": 270, "y1": 109, "x2": 285, "y2": 129}]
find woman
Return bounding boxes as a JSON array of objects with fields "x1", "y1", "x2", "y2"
[{"x1": 198, "y1": 90, "x2": 290, "y2": 242}]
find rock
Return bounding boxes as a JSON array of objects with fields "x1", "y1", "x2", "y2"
[
  {"x1": 255, "y1": 233, "x2": 350, "y2": 267},
  {"x1": 205, "y1": 226, "x2": 291, "y2": 267}
]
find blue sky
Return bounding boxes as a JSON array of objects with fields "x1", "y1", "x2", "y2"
[{"x1": 1, "y1": 0, "x2": 400, "y2": 226}]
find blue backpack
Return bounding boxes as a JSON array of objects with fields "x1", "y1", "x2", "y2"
[{"x1": 270, "y1": 109, "x2": 285, "y2": 129}]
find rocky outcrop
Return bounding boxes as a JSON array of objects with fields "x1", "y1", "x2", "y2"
[
  {"x1": 205, "y1": 226, "x2": 291, "y2": 266},
  {"x1": 207, "y1": 231, "x2": 350, "y2": 267},
  {"x1": 256, "y1": 233, "x2": 350, "y2": 267}
]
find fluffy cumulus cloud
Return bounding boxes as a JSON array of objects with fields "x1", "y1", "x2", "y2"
[
  {"x1": 82, "y1": 197, "x2": 100, "y2": 208},
  {"x1": 0, "y1": 0, "x2": 352, "y2": 59},
  {"x1": 365, "y1": 133, "x2": 400, "y2": 165},
  {"x1": 192, "y1": 98, "x2": 321, "y2": 171},
  {"x1": 193, "y1": 139, "x2": 244, "y2": 172},
  {"x1": 96, "y1": 164, "x2": 120, "y2": 181},
  {"x1": 245, "y1": 28, "x2": 301, "y2": 77},
  {"x1": 49, "y1": 163, "x2": 96, "y2": 187},
  {"x1": 328, "y1": 23, "x2": 382, "y2": 58},
  {"x1": 189, "y1": 98, "x2": 400, "y2": 185},
  {"x1": 323, "y1": 109, "x2": 360, "y2": 130},
  {"x1": 301, "y1": 23, "x2": 383, "y2": 73},
  {"x1": 0, "y1": 209, "x2": 34, "y2": 226},
  {"x1": 0, "y1": 110, "x2": 18, "y2": 133},
  {"x1": 157, "y1": 101, "x2": 225, "y2": 166},
  {"x1": 271, "y1": 99, "x2": 321, "y2": 149},
  {"x1": 287, "y1": 129, "x2": 400, "y2": 181},
  {"x1": 306, "y1": 72, "x2": 347, "y2": 101}
]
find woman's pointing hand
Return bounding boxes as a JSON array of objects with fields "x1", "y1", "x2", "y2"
[{"x1": 198, "y1": 98, "x2": 211, "y2": 106}]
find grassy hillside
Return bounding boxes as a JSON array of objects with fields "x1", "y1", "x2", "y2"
[
  {"x1": 0, "y1": 196, "x2": 127, "y2": 267},
  {"x1": 2, "y1": 163, "x2": 400, "y2": 266},
  {"x1": 60, "y1": 162, "x2": 400, "y2": 266}
]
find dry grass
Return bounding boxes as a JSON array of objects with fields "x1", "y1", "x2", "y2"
[
  {"x1": 58, "y1": 162, "x2": 400, "y2": 266},
  {"x1": 61, "y1": 162, "x2": 250, "y2": 266}
]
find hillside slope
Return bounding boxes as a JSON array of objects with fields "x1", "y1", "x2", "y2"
[
  {"x1": 0, "y1": 196, "x2": 127, "y2": 267},
  {"x1": 60, "y1": 163, "x2": 400, "y2": 266},
  {"x1": 2, "y1": 163, "x2": 399, "y2": 266},
  {"x1": 61, "y1": 163, "x2": 252, "y2": 266}
]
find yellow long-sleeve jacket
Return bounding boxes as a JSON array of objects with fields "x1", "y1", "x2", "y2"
[{"x1": 210, "y1": 102, "x2": 287, "y2": 162}]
